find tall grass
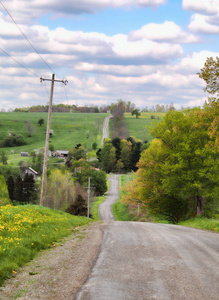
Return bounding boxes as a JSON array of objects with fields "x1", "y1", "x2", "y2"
[
  {"x1": 0, "y1": 205, "x2": 92, "y2": 286},
  {"x1": 178, "y1": 216, "x2": 219, "y2": 232}
]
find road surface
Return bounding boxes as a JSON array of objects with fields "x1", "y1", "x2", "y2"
[
  {"x1": 75, "y1": 175, "x2": 219, "y2": 300},
  {"x1": 101, "y1": 115, "x2": 112, "y2": 146}
]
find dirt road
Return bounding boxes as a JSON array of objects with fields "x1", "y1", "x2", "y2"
[
  {"x1": 76, "y1": 177, "x2": 219, "y2": 300},
  {"x1": 101, "y1": 115, "x2": 112, "y2": 146}
]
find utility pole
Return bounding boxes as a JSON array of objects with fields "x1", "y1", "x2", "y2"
[
  {"x1": 40, "y1": 74, "x2": 68, "y2": 206},
  {"x1": 87, "y1": 176, "x2": 90, "y2": 218}
]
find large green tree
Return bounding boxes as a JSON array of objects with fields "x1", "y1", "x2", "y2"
[{"x1": 123, "y1": 109, "x2": 219, "y2": 222}]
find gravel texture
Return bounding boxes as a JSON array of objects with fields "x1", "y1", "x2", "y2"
[{"x1": 0, "y1": 222, "x2": 106, "y2": 300}]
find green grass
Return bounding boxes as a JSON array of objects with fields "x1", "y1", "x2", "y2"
[
  {"x1": 0, "y1": 204, "x2": 92, "y2": 286},
  {"x1": 112, "y1": 175, "x2": 132, "y2": 221},
  {"x1": 0, "y1": 112, "x2": 107, "y2": 165},
  {"x1": 124, "y1": 112, "x2": 165, "y2": 142},
  {"x1": 90, "y1": 196, "x2": 105, "y2": 221},
  {"x1": 90, "y1": 177, "x2": 110, "y2": 220},
  {"x1": 178, "y1": 216, "x2": 219, "y2": 232}
]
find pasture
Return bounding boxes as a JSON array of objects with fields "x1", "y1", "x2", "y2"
[
  {"x1": 124, "y1": 112, "x2": 165, "y2": 142},
  {"x1": 0, "y1": 112, "x2": 107, "y2": 165}
]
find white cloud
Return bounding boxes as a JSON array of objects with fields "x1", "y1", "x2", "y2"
[
  {"x1": 183, "y1": 0, "x2": 219, "y2": 34},
  {"x1": 183, "y1": 0, "x2": 219, "y2": 16},
  {"x1": 2, "y1": 0, "x2": 167, "y2": 23},
  {"x1": 129, "y1": 21, "x2": 200, "y2": 43},
  {"x1": 188, "y1": 13, "x2": 219, "y2": 34}
]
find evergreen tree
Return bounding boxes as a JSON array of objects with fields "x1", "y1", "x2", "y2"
[
  {"x1": 23, "y1": 174, "x2": 36, "y2": 203},
  {"x1": 6, "y1": 175, "x2": 15, "y2": 201},
  {"x1": 14, "y1": 175, "x2": 23, "y2": 203}
]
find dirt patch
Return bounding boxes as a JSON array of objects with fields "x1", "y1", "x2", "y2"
[{"x1": 0, "y1": 222, "x2": 106, "y2": 300}]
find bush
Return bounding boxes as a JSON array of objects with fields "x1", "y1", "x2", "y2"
[
  {"x1": 65, "y1": 194, "x2": 91, "y2": 217},
  {"x1": 3, "y1": 133, "x2": 26, "y2": 147}
]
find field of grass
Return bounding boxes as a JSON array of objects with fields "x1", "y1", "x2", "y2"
[
  {"x1": 0, "y1": 112, "x2": 107, "y2": 165},
  {"x1": 124, "y1": 112, "x2": 165, "y2": 142},
  {"x1": 0, "y1": 204, "x2": 92, "y2": 286}
]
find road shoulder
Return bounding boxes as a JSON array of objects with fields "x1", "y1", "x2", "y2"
[{"x1": 0, "y1": 222, "x2": 106, "y2": 300}]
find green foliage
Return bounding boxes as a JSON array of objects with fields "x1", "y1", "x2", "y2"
[
  {"x1": 112, "y1": 175, "x2": 132, "y2": 221},
  {"x1": 66, "y1": 145, "x2": 86, "y2": 168},
  {"x1": 99, "y1": 137, "x2": 145, "y2": 173},
  {"x1": 45, "y1": 169, "x2": 75, "y2": 210},
  {"x1": 0, "y1": 151, "x2": 8, "y2": 165},
  {"x1": 0, "y1": 175, "x2": 11, "y2": 206},
  {"x1": 65, "y1": 194, "x2": 90, "y2": 217},
  {"x1": 2, "y1": 133, "x2": 26, "y2": 147},
  {"x1": 197, "y1": 56, "x2": 219, "y2": 95},
  {"x1": 38, "y1": 118, "x2": 45, "y2": 126},
  {"x1": 128, "y1": 108, "x2": 219, "y2": 222},
  {"x1": 0, "y1": 205, "x2": 91, "y2": 286},
  {"x1": 71, "y1": 160, "x2": 107, "y2": 196},
  {"x1": 178, "y1": 216, "x2": 219, "y2": 232},
  {"x1": 131, "y1": 109, "x2": 141, "y2": 118}
]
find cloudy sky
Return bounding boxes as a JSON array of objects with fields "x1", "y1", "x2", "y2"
[{"x1": 0, "y1": 0, "x2": 218, "y2": 110}]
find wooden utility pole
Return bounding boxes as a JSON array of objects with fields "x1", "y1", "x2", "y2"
[
  {"x1": 87, "y1": 176, "x2": 90, "y2": 218},
  {"x1": 40, "y1": 74, "x2": 68, "y2": 206}
]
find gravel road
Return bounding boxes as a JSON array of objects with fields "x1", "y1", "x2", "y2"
[
  {"x1": 76, "y1": 177, "x2": 219, "y2": 300},
  {"x1": 99, "y1": 174, "x2": 119, "y2": 221},
  {"x1": 101, "y1": 115, "x2": 112, "y2": 146}
]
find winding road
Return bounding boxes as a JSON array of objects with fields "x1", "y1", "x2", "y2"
[{"x1": 75, "y1": 175, "x2": 219, "y2": 300}]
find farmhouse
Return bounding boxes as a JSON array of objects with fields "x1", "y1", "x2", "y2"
[
  {"x1": 21, "y1": 167, "x2": 38, "y2": 180},
  {"x1": 52, "y1": 150, "x2": 68, "y2": 158}
]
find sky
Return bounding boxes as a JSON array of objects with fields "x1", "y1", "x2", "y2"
[{"x1": 0, "y1": 0, "x2": 218, "y2": 111}]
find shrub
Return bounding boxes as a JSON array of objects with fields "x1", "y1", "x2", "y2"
[{"x1": 3, "y1": 133, "x2": 26, "y2": 147}]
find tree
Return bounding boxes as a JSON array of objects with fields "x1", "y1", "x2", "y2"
[
  {"x1": 22, "y1": 174, "x2": 36, "y2": 204},
  {"x1": 45, "y1": 169, "x2": 75, "y2": 210},
  {"x1": 38, "y1": 118, "x2": 45, "y2": 126},
  {"x1": 120, "y1": 139, "x2": 132, "y2": 171},
  {"x1": 25, "y1": 120, "x2": 35, "y2": 137},
  {"x1": 14, "y1": 175, "x2": 23, "y2": 203},
  {"x1": 123, "y1": 109, "x2": 219, "y2": 222},
  {"x1": 0, "y1": 151, "x2": 8, "y2": 165},
  {"x1": 0, "y1": 175, "x2": 11, "y2": 206},
  {"x1": 100, "y1": 139, "x2": 116, "y2": 173},
  {"x1": 6, "y1": 175, "x2": 15, "y2": 201},
  {"x1": 72, "y1": 159, "x2": 107, "y2": 196},
  {"x1": 65, "y1": 194, "x2": 90, "y2": 217},
  {"x1": 66, "y1": 145, "x2": 86, "y2": 168},
  {"x1": 197, "y1": 56, "x2": 219, "y2": 95},
  {"x1": 131, "y1": 109, "x2": 141, "y2": 119}
]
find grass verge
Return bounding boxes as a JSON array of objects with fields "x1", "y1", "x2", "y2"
[
  {"x1": 90, "y1": 196, "x2": 105, "y2": 221},
  {"x1": 178, "y1": 216, "x2": 219, "y2": 232},
  {"x1": 0, "y1": 204, "x2": 92, "y2": 286},
  {"x1": 112, "y1": 175, "x2": 132, "y2": 221}
]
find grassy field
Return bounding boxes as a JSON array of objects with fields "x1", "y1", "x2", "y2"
[
  {"x1": 124, "y1": 112, "x2": 165, "y2": 142},
  {"x1": 0, "y1": 204, "x2": 92, "y2": 286},
  {"x1": 0, "y1": 112, "x2": 107, "y2": 165}
]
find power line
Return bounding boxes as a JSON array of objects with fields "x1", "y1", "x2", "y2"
[
  {"x1": 0, "y1": 0, "x2": 59, "y2": 78},
  {"x1": 0, "y1": 47, "x2": 39, "y2": 78}
]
